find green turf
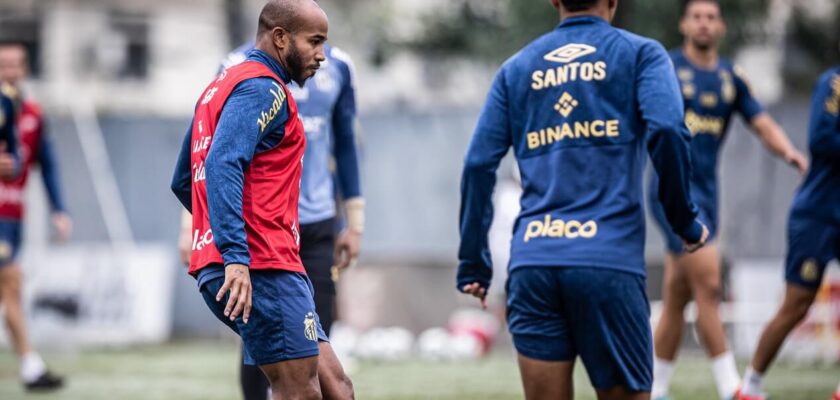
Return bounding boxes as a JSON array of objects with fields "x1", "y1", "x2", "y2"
[{"x1": 0, "y1": 341, "x2": 837, "y2": 399}]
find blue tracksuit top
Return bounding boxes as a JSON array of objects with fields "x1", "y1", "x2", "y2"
[
  {"x1": 457, "y1": 16, "x2": 703, "y2": 290},
  {"x1": 790, "y1": 66, "x2": 840, "y2": 224}
]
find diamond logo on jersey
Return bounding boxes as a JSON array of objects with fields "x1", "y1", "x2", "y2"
[
  {"x1": 553, "y1": 92, "x2": 579, "y2": 117},
  {"x1": 800, "y1": 258, "x2": 819, "y2": 282},
  {"x1": 544, "y1": 44, "x2": 597, "y2": 64},
  {"x1": 303, "y1": 312, "x2": 318, "y2": 341}
]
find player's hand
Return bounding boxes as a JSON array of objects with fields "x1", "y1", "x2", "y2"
[
  {"x1": 0, "y1": 142, "x2": 16, "y2": 179},
  {"x1": 51, "y1": 212, "x2": 72, "y2": 242},
  {"x1": 216, "y1": 263, "x2": 252, "y2": 324},
  {"x1": 333, "y1": 228, "x2": 361, "y2": 271},
  {"x1": 683, "y1": 223, "x2": 709, "y2": 254},
  {"x1": 461, "y1": 282, "x2": 488, "y2": 310},
  {"x1": 177, "y1": 228, "x2": 191, "y2": 266},
  {"x1": 784, "y1": 149, "x2": 808, "y2": 176}
]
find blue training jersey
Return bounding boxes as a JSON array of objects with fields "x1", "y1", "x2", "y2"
[
  {"x1": 790, "y1": 66, "x2": 840, "y2": 224},
  {"x1": 458, "y1": 16, "x2": 703, "y2": 290},
  {"x1": 221, "y1": 42, "x2": 362, "y2": 225},
  {"x1": 649, "y1": 49, "x2": 764, "y2": 229}
]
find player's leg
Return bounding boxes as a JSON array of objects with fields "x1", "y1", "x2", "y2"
[
  {"x1": 259, "y1": 356, "x2": 321, "y2": 400},
  {"x1": 507, "y1": 267, "x2": 576, "y2": 399},
  {"x1": 567, "y1": 268, "x2": 653, "y2": 400},
  {"x1": 0, "y1": 264, "x2": 32, "y2": 357},
  {"x1": 747, "y1": 284, "x2": 817, "y2": 373},
  {"x1": 652, "y1": 253, "x2": 692, "y2": 398},
  {"x1": 740, "y1": 218, "x2": 834, "y2": 399},
  {"x1": 239, "y1": 349, "x2": 270, "y2": 400},
  {"x1": 316, "y1": 341, "x2": 354, "y2": 399},
  {"x1": 0, "y1": 222, "x2": 63, "y2": 391},
  {"x1": 517, "y1": 355, "x2": 574, "y2": 400},
  {"x1": 677, "y1": 243, "x2": 739, "y2": 399}
]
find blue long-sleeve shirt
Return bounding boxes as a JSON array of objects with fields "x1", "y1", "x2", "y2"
[
  {"x1": 457, "y1": 16, "x2": 703, "y2": 290},
  {"x1": 171, "y1": 49, "x2": 291, "y2": 280},
  {"x1": 222, "y1": 42, "x2": 362, "y2": 224},
  {"x1": 790, "y1": 66, "x2": 840, "y2": 224},
  {"x1": 0, "y1": 90, "x2": 19, "y2": 175},
  {"x1": 37, "y1": 125, "x2": 66, "y2": 212}
]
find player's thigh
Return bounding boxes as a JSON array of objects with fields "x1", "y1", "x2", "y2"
[
  {"x1": 595, "y1": 386, "x2": 651, "y2": 400},
  {"x1": 259, "y1": 354, "x2": 320, "y2": 398},
  {"x1": 506, "y1": 267, "x2": 573, "y2": 362},
  {"x1": 517, "y1": 354, "x2": 574, "y2": 400},
  {"x1": 561, "y1": 268, "x2": 653, "y2": 394},
  {"x1": 317, "y1": 341, "x2": 353, "y2": 399},
  {"x1": 676, "y1": 243, "x2": 722, "y2": 297},
  {"x1": 661, "y1": 254, "x2": 691, "y2": 309},
  {"x1": 784, "y1": 218, "x2": 837, "y2": 292}
]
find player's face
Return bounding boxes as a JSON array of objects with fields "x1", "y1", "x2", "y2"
[
  {"x1": 681, "y1": 1, "x2": 725, "y2": 51},
  {"x1": 0, "y1": 46, "x2": 27, "y2": 87},
  {"x1": 285, "y1": 10, "x2": 328, "y2": 86}
]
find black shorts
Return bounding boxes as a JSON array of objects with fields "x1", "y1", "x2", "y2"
[{"x1": 300, "y1": 218, "x2": 337, "y2": 334}]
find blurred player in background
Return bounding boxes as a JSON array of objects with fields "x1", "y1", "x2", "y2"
[
  {"x1": 458, "y1": 0, "x2": 708, "y2": 398},
  {"x1": 0, "y1": 42, "x2": 70, "y2": 391},
  {"x1": 211, "y1": 30, "x2": 363, "y2": 400},
  {"x1": 648, "y1": 2, "x2": 808, "y2": 399},
  {"x1": 736, "y1": 64, "x2": 840, "y2": 400},
  {"x1": 171, "y1": 1, "x2": 353, "y2": 399}
]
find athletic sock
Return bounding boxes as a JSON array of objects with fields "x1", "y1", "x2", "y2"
[
  {"x1": 711, "y1": 351, "x2": 740, "y2": 399},
  {"x1": 741, "y1": 366, "x2": 765, "y2": 396},
  {"x1": 20, "y1": 352, "x2": 47, "y2": 383},
  {"x1": 652, "y1": 357, "x2": 675, "y2": 398}
]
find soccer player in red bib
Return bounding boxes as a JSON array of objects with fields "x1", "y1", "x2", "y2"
[
  {"x1": 0, "y1": 42, "x2": 69, "y2": 392},
  {"x1": 170, "y1": 1, "x2": 353, "y2": 399}
]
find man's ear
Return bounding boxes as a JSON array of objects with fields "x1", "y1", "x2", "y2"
[
  {"x1": 550, "y1": 0, "x2": 561, "y2": 10},
  {"x1": 271, "y1": 27, "x2": 290, "y2": 51}
]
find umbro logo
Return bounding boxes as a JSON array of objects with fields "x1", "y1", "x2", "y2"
[{"x1": 544, "y1": 44, "x2": 597, "y2": 63}]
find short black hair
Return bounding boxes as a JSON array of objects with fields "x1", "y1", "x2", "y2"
[
  {"x1": 257, "y1": 0, "x2": 306, "y2": 36},
  {"x1": 561, "y1": 0, "x2": 600, "y2": 12},
  {"x1": 682, "y1": 0, "x2": 721, "y2": 16}
]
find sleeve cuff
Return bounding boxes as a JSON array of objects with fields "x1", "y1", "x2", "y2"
[
  {"x1": 456, "y1": 261, "x2": 492, "y2": 292},
  {"x1": 676, "y1": 219, "x2": 703, "y2": 244},
  {"x1": 222, "y1": 250, "x2": 250, "y2": 268}
]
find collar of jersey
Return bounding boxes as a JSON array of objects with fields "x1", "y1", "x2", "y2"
[
  {"x1": 245, "y1": 49, "x2": 292, "y2": 84},
  {"x1": 558, "y1": 15, "x2": 609, "y2": 29}
]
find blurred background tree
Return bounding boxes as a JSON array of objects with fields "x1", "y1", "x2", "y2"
[
  {"x1": 405, "y1": 0, "x2": 769, "y2": 63},
  {"x1": 782, "y1": 3, "x2": 840, "y2": 92}
]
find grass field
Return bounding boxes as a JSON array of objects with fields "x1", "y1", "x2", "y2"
[{"x1": 0, "y1": 341, "x2": 838, "y2": 399}]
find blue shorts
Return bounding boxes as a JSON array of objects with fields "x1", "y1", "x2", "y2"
[
  {"x1": 507, "y1": 267, "x2": 652, "y2": 392},
  {"x1": 0, "y1": 220, "x2": 22, "y2": 267},
  {"x1": 200, "y1": 267, "x2": 328, "y2": 366},
  {"x1": 649, "y1": 196, "x2": 716, "y2": 254},
  {"x1": 785, "y1": 217, "x2": 839, "y2": 291}
]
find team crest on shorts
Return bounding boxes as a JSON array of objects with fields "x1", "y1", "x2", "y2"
[
  {"x1": 800, "y1": 258, "x2": 819, "y2": 282},
  {"x1": 303, "y1": 312, "x2": 318, "y2": 342}
]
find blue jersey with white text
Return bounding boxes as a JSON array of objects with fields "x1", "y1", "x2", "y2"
[
  {"x1": 790, "y1": 66, "x2": 840, "y2": 224},
  {"x1": 649, "y1": 50, "x2": 764, "y2": 232},
  {"x1": 222, "y1": 43, "x2": 362, "y2": 225},
  {"x1": 458, "y1": 16, "x2": 702, "y2": 290}
]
